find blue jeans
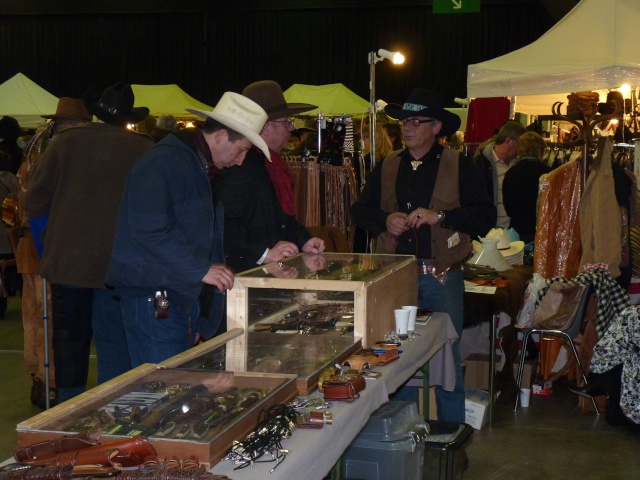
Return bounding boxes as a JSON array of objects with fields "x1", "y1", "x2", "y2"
[
  {"x1": 120, "y1": 294, "x2": 199, "y2": 367},
  {"x1": 50, "y1": 284, "x2": 93, "y2": 402},
  {"x1": 392, "y1": 269, "x2": 466, "y2": 422},
  {"x1": 92, "y1": 289, "x2": 132, "y2": 384},
  {"x1": 420, "y1": 269, "x2": 465, "y2": 423}
]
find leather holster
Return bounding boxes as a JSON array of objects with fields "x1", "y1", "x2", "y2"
[
  {"x1": 14, "y1": 430, "x2": 102, "y2": 463},
  {"x1": 20, "y1": 436, "x2": 156, "y2": 468}
]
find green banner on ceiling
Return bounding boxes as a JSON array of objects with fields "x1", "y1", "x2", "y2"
[{"x1": 433, "y1": 0, "x2": 480, "y2": 14}]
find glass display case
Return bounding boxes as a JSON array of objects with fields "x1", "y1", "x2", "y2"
[
  {"x1": 16, "y1": 363, "x2": 298, "y2": 467},
  {"x1": 227, "y1": 253, "x2": 417, "y2": 349},
  {"x1": 162, "y1": 330, "x2": 362, "y2": 395}
]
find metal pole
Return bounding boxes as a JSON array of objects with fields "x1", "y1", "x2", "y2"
[
  {"x1": 369, "y1": 51, "x2": 377, "y2": 169},
  {"x1": 42, "y1": 277, "x2": 51, "y2": 410}
]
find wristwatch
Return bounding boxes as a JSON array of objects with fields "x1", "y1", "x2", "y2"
[{"x1": 436, "y1": 210, "x2": 446, "y2": 224}]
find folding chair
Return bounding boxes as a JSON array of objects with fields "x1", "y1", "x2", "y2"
[{"x1": 514, "y1": 284, "x2": 599, "y2": 414}]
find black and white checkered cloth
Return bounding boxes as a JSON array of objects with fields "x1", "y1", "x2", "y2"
[{"x1": 535, "y1": 267, "x2": 630, "y2": 336}]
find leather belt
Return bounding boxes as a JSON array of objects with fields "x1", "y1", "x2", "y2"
[{"x1": 417, "y1": 259, "x2": 461, "y2": 275}]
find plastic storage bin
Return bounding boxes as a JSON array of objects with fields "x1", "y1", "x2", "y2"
[
  {"x1": 342, "y1": 401, "x2": 428, "y2": 480},
  {"x1": 423, "y1": 421, "x2": 474, "y2": 480}
]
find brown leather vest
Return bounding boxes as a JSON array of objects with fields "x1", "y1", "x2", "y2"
[{"x1": 376, "y1": 147, "x2": 470, "y2": 273}]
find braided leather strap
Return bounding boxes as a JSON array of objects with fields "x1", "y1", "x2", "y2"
[
  {"x1": 0, "y1": 466, "x2": 73, "y2": 480},
  {"x1": 118, "y1": 468, "x2": 229, "y2": 480}
]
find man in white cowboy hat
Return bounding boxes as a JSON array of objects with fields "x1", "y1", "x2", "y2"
[
  {"x1": 215, "y1": 80, "x2": 325, "y2": 275},
  {"x1": 106, "y1": 91, "x2": 270, "y2": 366},
  {"x1": 24, "y1": 83, "x2": 155, "y2": 402},
  {"x1": 352, "y1": 88, "x2": 495, "y2": 423}
]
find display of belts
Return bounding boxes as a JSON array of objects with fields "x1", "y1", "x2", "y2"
[
  {"x1": 163, "y1": 330, "x2": 362, "y2": 395},
  {"x1": 226, "y1": 252, "x2": 417, "y2": 351},
  {"x1": 16, "y1": 362, "x2": 298, "y2": 467}
]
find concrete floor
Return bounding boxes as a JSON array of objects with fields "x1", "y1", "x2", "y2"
[{"x1": 1, "y1": 294, "x2": 639, "y2": 478}]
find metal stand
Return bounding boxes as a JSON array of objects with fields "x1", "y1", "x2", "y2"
[{"x1": 43, "y1": 277, "x2": 51, "y2": 410}]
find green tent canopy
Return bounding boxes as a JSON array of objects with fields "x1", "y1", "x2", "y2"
[
  {"x1": 283, "y1": 83, "x2": 370, "y2": 117},
  {"x1": 132, "y1": 84, "x2": 213, "y2": 119},
  {"x1": 0, "y1": 73, "x2": 59, "y2": 128}
]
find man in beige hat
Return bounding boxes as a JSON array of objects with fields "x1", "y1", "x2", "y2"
[
  {"x1": 106, "y1": 91, "x2": 270, "y2": 366},
  {"x1": 16, "y1": 97, "x2": 92, "y2": 409},
  {"x1": 216, "y1": 80, "x2": 325, "y2": 275}
]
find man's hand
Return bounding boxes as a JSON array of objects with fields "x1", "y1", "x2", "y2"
[
  {"x1": 265, "y1": 241, "x2": 299, "y2": 263},
  {"x1": 405, "y1": 208, "x2": 440, "y2": 229},
  {"x1": 302, "y1": 237, "x2": 326, "y2": 254},
  {"x1": 202, "y1": 264, "x2": 235, "y2": 291},
  {"x1": 386, "y1": 212, "x2": 410, "y2": 237}
]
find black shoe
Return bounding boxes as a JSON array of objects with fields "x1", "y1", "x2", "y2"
[
  {"x1": 30, "y1": 376, "x2": 42, "y2": 406},
  {"x1": 32, "y1": 378, "x2": 58, "y2": 410},
  {"x1": 568, "y1": 384, "x2": 607, "y2": 398}
]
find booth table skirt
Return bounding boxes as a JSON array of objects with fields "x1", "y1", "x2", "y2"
[{"x1": 210, "y1": 312, "x2": 457, "y2": 480}]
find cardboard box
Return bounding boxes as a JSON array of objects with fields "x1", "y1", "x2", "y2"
[
  {"x1": 463, "y1": 353, "x2": 538, "y2": 390},
  {"x1": 464, "y1": 388, "x2": 489, "y2": 430},
  {"x1": 418, "y1": 385, "x2": 438, "y2": 421}
]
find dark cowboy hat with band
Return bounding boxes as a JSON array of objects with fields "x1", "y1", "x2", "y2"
[
  {"x1": 384, "y1": 88, "x2": 461, "y2": 137},
  {"x1": 83, "y1": 82, "x2": 149, "y2": 126},
  {"x1": 242, "y1": 80, "x2": 317, "y2": 120}
]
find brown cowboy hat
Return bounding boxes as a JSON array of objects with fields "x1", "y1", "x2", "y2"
[
  {"x1": 384, "y1": 88, "x2": 461, "y2": 137},
  {"x1": 42, "y1": 97, "x2": 92, "y2": 122},
  {"x1": 242, "y1": 80, "x2": 316, "y2": 120},
  {"x1": 83, "y1": 82, "x2": 149, "y2": 126}
]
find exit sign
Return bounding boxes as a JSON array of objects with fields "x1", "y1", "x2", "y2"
[{"x1": 433, "y1": 0, "x2": 480, "y2": 14}]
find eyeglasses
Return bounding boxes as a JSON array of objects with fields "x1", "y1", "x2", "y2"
[
  {"x1": 399, "y1": 118, "x2": 438, "y2": 127},
  {"x1": 272, "y1": 118, "x2": 295, "y2": 127}
]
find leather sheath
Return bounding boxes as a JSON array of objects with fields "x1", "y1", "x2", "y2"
[
  {"x1": 21, "y1": 436, "x2": 156, "y2": 468},
  {"x1": 342, "y1": 353, "x2": 379, "y2": 371},
  {"x1": 14, "y1": 430, "x2": 102, "y2": 463},
  {"x1": 376, "y1": 349, "x2": 400, "y2": 365},
  {"x1": 322, "y1": 374, "x2": 366, "y2": 403}
]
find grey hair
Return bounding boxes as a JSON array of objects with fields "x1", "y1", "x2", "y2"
[{"x1": 157, "y1": 114, "x2": 177, "y2": 130}]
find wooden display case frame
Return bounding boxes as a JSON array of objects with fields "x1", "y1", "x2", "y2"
[
  {"x1": 226, "y1": 253, "x2": 417, "y2": 353},
  {"x1": 164, "y1": 329, "x2": 362, "y2": 396},
  {"x1": 16, "y1": 359, "x2": 298, "y2": 467}
]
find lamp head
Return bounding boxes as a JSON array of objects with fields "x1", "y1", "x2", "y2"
[{"x1": 378, "y1": 49, "x2": 405, "y2": 64}]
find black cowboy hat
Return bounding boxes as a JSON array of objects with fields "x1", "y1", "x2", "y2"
[
  {"x1": 83, "y1": 82, "x2": 149, "y2": 126},
  {"x1": 243, "y1": 80, "x2": 316, "y2": 120},
  {"x1": 384, "y1": 88, "x2": 461, "y2": 137}
]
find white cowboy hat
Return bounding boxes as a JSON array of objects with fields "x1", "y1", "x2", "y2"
[
  {"x1": 186, "y1": 92, "x2": 271, "y2": 160},
  {"x1": 486, "y1": 228, "x2": 525, "y2": 257}
]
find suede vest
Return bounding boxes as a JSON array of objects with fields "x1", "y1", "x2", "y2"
[{"x1": 376, "y1": 147, "x2": 470, "y2": 273}]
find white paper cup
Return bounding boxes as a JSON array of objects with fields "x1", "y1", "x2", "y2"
[
  {"x1": 402, "y1": 306, "x2": 418, "y2": 332},
  {"x1": 520, "y1": 388, "x2": 531, "y2": 408},
  {"x1": 394, "y1": 308, "x2": 410, "y2": 337}
]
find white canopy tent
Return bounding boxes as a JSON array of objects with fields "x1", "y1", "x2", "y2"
[
  {"x1": 467, "y1": 0, "x2": 640, "y2": 115},
  {"x1": 0, "y1": 73, "x2": 59, "y2": 128}
]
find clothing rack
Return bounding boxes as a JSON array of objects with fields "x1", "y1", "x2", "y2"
[{"x1": 287, "y1": 156, "x2": 358, "y2": 251}]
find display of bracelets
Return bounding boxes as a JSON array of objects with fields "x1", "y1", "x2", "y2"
[
  {"x1": 63, "y1": 384, "x2": 275, "y2": 442},
  {"x1": 225, "y1": 404, "x2": 297, "y2": 473}
]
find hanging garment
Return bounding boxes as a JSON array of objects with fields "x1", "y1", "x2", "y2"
[
  {"x1": 591, "y1": 305, "x2": 640, "y2": 425},
  {"x1": 534, "y1": 156, "x2": 583, "y2": 278},
  {"x1": 464, "y1": 97, "x2": 511, "y2": 156},
  {"x1": 579, "y1": 138, "x2": 622, "y2": 278}
]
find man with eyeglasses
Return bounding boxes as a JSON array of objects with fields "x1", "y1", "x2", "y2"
[
  {"x1": 473, "y1": 120, "x2": 527, "y2": 228},
  {"x1": 215, "y1": 80, "x2": 325, "y2": 276},
  {"x1": 352, "y1": 88, "x2": 495, "y2": 423}
]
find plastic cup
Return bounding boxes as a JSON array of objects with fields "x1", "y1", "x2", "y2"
[
  {"x1": 520, "y1": 388, "x2": 531, "y2": 408},
  {"x1": 394, "y1": 308, "x2": 410, "y2": 338},
  {"x1": 402, "y1": 306, "x2": 418, "y2": 332}
]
